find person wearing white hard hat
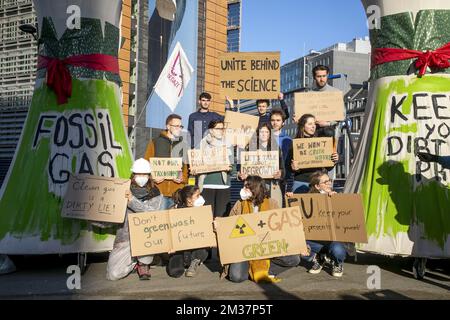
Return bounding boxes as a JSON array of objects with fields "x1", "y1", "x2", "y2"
[{"x1": 106, "y1": 158, "x2": 164, "y2": 281}]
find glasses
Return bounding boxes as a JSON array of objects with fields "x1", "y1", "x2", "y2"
[
  {"x1": 169, "y1": 125, "x2": 184, "y2": 129},
  {"x1": 213, "y1": 127, "x2": 225, "y2": 131},
  {"x1": 200, "y1": 99, "x2": 211, "y2": 102},
  {"x1": 319, "y1": 179, "x2": 333, "y2": 185}
]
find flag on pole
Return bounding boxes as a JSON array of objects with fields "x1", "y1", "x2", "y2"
[{"x1": 154, "y1": 42, "x2": 194, "y2": 112}]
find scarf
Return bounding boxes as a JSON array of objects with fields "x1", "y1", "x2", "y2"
[
  {"x1": 130, "y1": 185, "x2": 160, "y2": 202},
  {"x1": 241, "y1": 199, "x2": 281, "y2": 284}
]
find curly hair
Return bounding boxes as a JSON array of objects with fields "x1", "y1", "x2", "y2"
[{"x1": 244, "y1": 175, "x2": 268, "y2": 206}]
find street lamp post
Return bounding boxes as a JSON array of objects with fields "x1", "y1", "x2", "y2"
[
  {"x1": 303, "y1": 50, "x2": 322, "y2": 90},
  {"x1": 19, "y1": 24, "x2": 38, "y2": 40}
]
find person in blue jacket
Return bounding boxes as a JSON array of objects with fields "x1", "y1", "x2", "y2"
[{"x1": 418, "y1": 152, "x2": 450, "y2": 169}]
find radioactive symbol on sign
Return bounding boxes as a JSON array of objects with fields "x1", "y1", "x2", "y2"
[{"x1": 229, "y1": 216, "x2": 256, "y2": 238}]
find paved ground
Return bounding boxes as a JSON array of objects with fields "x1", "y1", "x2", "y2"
[{"x1": 0, "y1": 252, "x2": 449, "y2": 300}]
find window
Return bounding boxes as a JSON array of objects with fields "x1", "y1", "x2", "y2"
[
  {"x1": 228, "y1": 3, "x2": 240, "y2": 27},
  {"x1": 227, "y1": 29, "x2": 240, "y2": 52}
]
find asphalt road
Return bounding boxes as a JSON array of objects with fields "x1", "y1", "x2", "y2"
[{"x1": 0, "y1": 252, "x2": 449, "y2": 300}]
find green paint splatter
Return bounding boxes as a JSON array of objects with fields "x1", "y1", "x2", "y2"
[
  {"x1": 389, "y1": 123, "x2": 418, "y2": 134},
  {"x1": 361, "y1": 76, "x2": 450, "y2": 248},
  {"x1": 0, "y1": 79, "x2": 132, "y2": 245}
]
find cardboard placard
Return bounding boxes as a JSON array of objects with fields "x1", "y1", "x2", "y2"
[
  {"x1": 128, "y1": 205, "x2": 217, "y2": 257},
  {"x1": 219, "y1": 52, "x2": 280, "y2": 99},
  {"x1": 188, "y1": 146, "x2": 231, "y2": 174},
  {"x1": 215, "y1": 207, "x2": 308, "y2": 265},
  {"x1": 286, "y1": 194, "x2": 368, "y2": 243},
  {"x1": 62, "y1": 174, "x2": 131, "y2": 223},
  {"x1": 240, "y1": 150, "x2": 279, "y2": 179},
  {"x1": 294, "y1": 91, "x2": 345, "y2": 121},
  {"x1": 224, "y1": 110, "x2": 259, "y2": 146},
  {"x1": 149, "y1": 157, "x2": 182, "y2": 180},
  {"x1": 293, "y1": 137, "x2": 334, "y2": 168}
]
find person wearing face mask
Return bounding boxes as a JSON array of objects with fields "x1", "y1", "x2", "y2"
[
  {"x1": 216, "y1": 176, "x2": 302, "y2": 283},
  {"x1": 144, "y1": 114, "x2": 189, "y2": 210},
  {"x1": 238, "y1": 123, "x2": 285, "y2": 208},
  {"x1": 191, "y1": 120, "x2": 234, "y2": 218},
  {"x1": 286, "y1": 114, "x2": 339, "y2": 196},
  {"x1": 106, "y1": 158, "x2": 164, "y2": 281},
  {"x1": 300, "y1": 169, "x2": 346, "y2": 277},
  {"x1": 165, "y1": 186, "x2": 209, "y2": 278}
]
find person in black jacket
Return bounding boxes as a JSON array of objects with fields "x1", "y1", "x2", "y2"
[
  {"x1": 256, "y1": 93, "x2": 290, "y2": 126},
  {"x1": 166, "y1": 186, "x2": 209, "y2": 278},
  {"x1": 286, "y1": 114, "x2": 339, "y2": 196},
  {"x1": 188, "y1": 92, "x2": 224, "y2": 148}
]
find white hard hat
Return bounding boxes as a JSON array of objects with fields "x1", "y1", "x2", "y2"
[{"x1": 131, "y1": 158, "x2": 151, "y2": 174}]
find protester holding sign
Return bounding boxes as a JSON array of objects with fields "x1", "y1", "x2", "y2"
[
  {"x1": 270, "y1": 109, "x2": 291, "y2": 164},
  {"x1": 286, "y1": 114, "x2": 339, "y2": 195},
  {"x1": 311, "y1": 65, "x2": 343, "y2": 138},
  {"x1": 217, "y1": 176, "x2": 300, "y2": 283},
  {"x1": 165, "y1": 186, "x2": 209, "y2": 278},
  {"x1": 191, "y1": 120, "x2": 234, "y2": 218},
  {"x1": 106, "y1": 159, "x2": 164, "y2": 281},
  {"x1": 188, "y1": 92, "x2": 224, "y2": 148},
  {"x1": 293, "y1": 65, "x2": 343, "y2": 136},
  {"x1": 144, "y1": 114, "x2": 188, "y2": 209},
  {"x1": 255, "y1": 94, "x2": 290, "y2": 126},
  {"x1": 300, "y1": 170, "x2": 346, "y2": 278},
  {"x1": 238, "y1": 123, "x2": 285, "y2": 208},
  {"x1": 270, "y1": 109, "x2": 293, "y2": 206}
]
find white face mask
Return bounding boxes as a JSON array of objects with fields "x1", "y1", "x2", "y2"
[
  {"x1": 193, "y1": 196, "x2": 205, "y2": 207},
  {"x1": 240, "y1": 188, "x2": 252, "y2": 201},
  {"x1": 319, "y1": 189, "x2": 327, "y2": 194},
  {"x1": 135, "y1": 176, "x2": 149, "y2": 188}
]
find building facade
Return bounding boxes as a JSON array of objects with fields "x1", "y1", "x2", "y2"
[
  {"x1": 0, "y1": 0, "x2": 37, "y2": 186},
  {"x1": 277, "y1": 37, "x2": 371, "y2": 138},
  {"x1": 237, "y1": 37, "x2": 371, "y2": 179},
  {"x1": 131, "y1": 0, "x2": 228, "y2": 158},
  {"x1": 0, "y1": 0, "x2": 138, "y2": 186},
  {"x1": 227, "y1": 0, "x2": 241, "y2": 52}
]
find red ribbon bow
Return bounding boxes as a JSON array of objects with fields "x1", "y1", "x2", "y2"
[
  {"x1": 38, "y1": 54, "x2": 120, "y2": 105},
  {"x1": 372, "y1": 42, "x2": 450, "y2": 77}
]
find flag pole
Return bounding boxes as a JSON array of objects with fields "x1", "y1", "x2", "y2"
[{"x1": 129, "y1": 85, "x2": 156, "y2": 139}]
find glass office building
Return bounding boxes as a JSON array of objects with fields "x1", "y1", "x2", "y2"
[{"x1": 227, "y1": 0, "x2": 241, "y2": 52}]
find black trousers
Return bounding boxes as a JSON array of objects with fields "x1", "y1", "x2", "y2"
[
  {"x1": 202, "y1": 188, "x2": 231, "y2": 217},
  {"x1": 166, "y1": 249, "x2": 209, "y2": 278}
]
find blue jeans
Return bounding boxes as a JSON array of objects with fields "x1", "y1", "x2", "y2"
[
  {"x1": 163, "y1": 196, "x2": 174, "y2": 210},
  {"x1": 292, "y1": 180, "x2": 309, "y2": 194},
  {"x1": 303, "y1": 241, "x2": 346, "y2": 265},
  {"x1": 228, "y1": 255, "x2": 300, "y2": 283}
]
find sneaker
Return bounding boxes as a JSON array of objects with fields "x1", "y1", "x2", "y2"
[
  {"x1": 185, "y1": 259, "x2": 201, "y2": 277},
  {"x1": 331, "y1": 262, "x2": 344, "y2": 277},
  {"x1": 308, "y1": 255, "x2": 323, "y2": 274},
  {"x1": 136, "y1": 262, "x2": 151, "y2": 280},
  {"x1": 321, "y1": 254, "x2": 331, "y2": 265}
]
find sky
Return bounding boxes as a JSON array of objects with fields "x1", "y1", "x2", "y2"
[{"x1": 240, "y1": 0, "x2": 370, "y2": 65}]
